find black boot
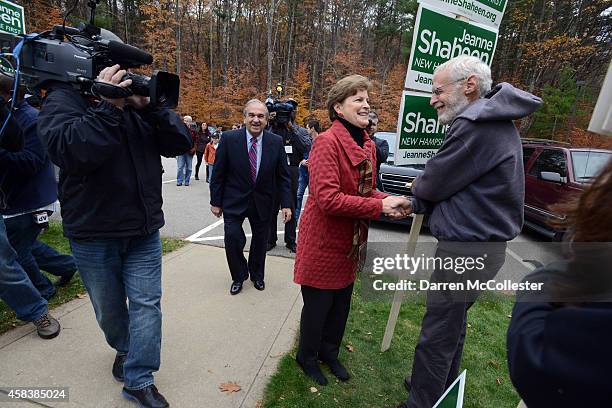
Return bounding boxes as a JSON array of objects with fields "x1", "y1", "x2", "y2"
[
  {"x1": 296, "y1": 355, "x2": 328, "y2": 385},
  {"x1": 322, "y1": 358, "x2": 350, "y2": 381}
]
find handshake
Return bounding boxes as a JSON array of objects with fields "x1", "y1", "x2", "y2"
[{"x1": 382, "y1": 196, "x2": 413, "y2": 220}]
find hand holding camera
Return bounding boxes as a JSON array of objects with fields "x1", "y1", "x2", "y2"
[{"x1": 96, "y1": 64, "x2": 131, "y2": 109}]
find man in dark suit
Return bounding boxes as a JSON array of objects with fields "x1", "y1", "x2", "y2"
[{"x1": 210, "y1": 99, "x2": 292, "y2": 295}]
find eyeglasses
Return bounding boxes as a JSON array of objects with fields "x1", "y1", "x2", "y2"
[{"x1": 432, "y1": 77, "x2": 467, "y2": 96}]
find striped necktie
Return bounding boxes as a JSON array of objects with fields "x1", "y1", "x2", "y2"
[{"x1": 249, "y1": 136, "x2": 257, "y2": 183}]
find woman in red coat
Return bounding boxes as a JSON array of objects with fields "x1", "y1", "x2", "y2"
[{"x1": 294, "y1": 75, "x2": 411, "y2": 385}]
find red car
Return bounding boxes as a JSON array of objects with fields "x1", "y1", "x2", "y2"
[{"x1": 522, "y1": 139, "x2": 612, "y2": 240}]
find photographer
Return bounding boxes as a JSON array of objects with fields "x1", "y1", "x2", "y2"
[
  {"x1": 266, "y1": 100, "x2": 310, "y2": 253},
  {"x1": 0, "y1": 94, "x2": 61, "y2": 339},
  {"x1": 38, "y1": 64, "x2": 191, "y2": 407}
]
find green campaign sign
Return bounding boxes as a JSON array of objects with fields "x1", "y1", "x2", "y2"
[
  {"x1": 433, "y1": 369, "x2": 466, "y2": 408},
  {"x1": 0, "y1": 0, "x2": 25, "y2": 35},
  {"x1": 394, "y1": 90, "x2": 449, "y2": 165},
  {"x1": 419, "y1": 0, "x2": 508, "y2": 28},
  {"x1": 405, "y1": 4, "x2": 498, "y2": 93}
]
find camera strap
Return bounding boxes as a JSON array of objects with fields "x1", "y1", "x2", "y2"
[{"x1": 91, "y1": 81, "x2": 133, "y2": 99}]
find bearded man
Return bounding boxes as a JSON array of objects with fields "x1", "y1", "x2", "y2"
[{"x1": 389, "y1": 55, "x2": 542, "y2": 408}]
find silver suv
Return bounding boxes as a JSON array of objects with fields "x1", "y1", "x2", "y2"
[{"x1": 374, "y1": 132, "x2": 425, "y2": 224}]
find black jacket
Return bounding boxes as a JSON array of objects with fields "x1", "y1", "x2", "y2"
[
  {"x1": 507, "y1": 261, "x2": 612, "y2": 407},
  {"x1": 0, "y1": 101, "x2": 56, "y2": 215},
  {"x1": 370, "y1": 135, "x2": 389, "y2": 172},
  {"x1": 210, "y1": 128, "x2": 291, "y2": 221},
  {"x1": 38, "y1": 83, "x2": 192, "y2": 239}
]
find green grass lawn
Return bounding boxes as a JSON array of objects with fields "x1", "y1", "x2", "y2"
[
  {"x1": 0, "y1": 221, "x2": 187, "y2": 334},
  {"x1": 263, "y1": 282, "x2": 520, "y2": 408}
]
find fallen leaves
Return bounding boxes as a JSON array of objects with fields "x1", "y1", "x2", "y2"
[
  {"x1": 309, "y1": 386, "x2": 318, "y2": 393},
  {"x1": 76, "y1": 293, "x2": 87, "y2": 299},
  {"x1": 496, "y1": 378, "x2": 502, "y2": 385},
  {"x1": 345, "y1": 344, "x2": 355, "y2": 353},
  {"x1": 219, "y1": 381, "x2": 241, "y2": 393},
  {"x1": 488, "y1": 359, "x2": 501, "y2": 369}
]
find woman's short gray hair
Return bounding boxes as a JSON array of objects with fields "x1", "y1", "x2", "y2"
[{"x1": 435, "y1": 56, "x2": 492, "y2": 97}]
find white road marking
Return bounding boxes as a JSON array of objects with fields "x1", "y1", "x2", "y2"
[
  {"x1": 184, "y1": 193, "x2": 309, "y2": 242},
  {"x1": 185, "y1": 218, "x2": 225, "y2": 241},
  {"x1": 505, "y1": 247, "x2": 537, "y2": 271},
  {"x1": 188, "y1": 230, "x2": 300, "y2": 243},
  {"x1": 163, "y1": 176, "x2": 194, "y2": 184}
]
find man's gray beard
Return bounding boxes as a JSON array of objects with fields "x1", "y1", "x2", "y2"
[{"x1": 438, "y1": 90, "x2": 470, "y2": 125}]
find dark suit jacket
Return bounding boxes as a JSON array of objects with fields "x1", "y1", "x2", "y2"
[{"x1": 210, "y1": 128, "x2": 292, "y2": 220}]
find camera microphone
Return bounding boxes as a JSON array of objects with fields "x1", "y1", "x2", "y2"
[{"x1": 107, "y1": 40, "x2": 153, "y2": 67}]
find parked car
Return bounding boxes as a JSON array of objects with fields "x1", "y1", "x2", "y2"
[
  {"x1": 522, "y1": 139, "x2": 612, "y2": 240},
  {"x1": 374, "y1": 131, "x2": 424, "y2": 225}
]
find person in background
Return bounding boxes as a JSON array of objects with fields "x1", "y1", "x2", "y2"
[
  {"x1": 204, "y1": 133, "x2": 219, "y2": 183},
  {"x1": 366, "y1": 111, "x2": 389, "y2": 190},
  {"x1": 507, "y1": 157, "x2": 612, "y2": 408},
  {"x1": 210, "y1": 99, "x2": 292, "y2": 296},
  {"x1": 177, "y1": 115, "x2": 196, "y2": 186},
  {"x1": 0, "y1": 76, "x2": 60, "y2": 300},
  {"x1": 294, "y1": 75, "x2": 410, "y2": 385},
  {"x1": 195, "y1": 122, "x2": 211, "y2": 181},
  {"x1": 295, "y1": 118, "x2": 320, "y2": 221},
  {"x1": 215, "y1": 126, "x2": 223, "y2": 138},
  {"x1": 31, "y1": 240, "x2": 78, "y2": 287},
  {"x1": 0, "y1": 80, "x2": 61, "y2": 340},
  {"x1": 267, "y1": 100, "x2": 310, "y2": 253}
]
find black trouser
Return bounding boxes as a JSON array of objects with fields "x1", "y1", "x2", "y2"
[
  {"x1": 405, "y1": 244, "x2": 507, "y2": 408},
  {"x1": 268, "y1": 165, "x2": 299, "y2": 246},
  {"x1": 223, "y1": 203, "x2": 269, "y2": 283},
  {"x1": 195, "y1": 151, "x2": 204, "y2": 178},
  {"x1": 297, "y1": 283, "x2": 354, "y2": 364}
]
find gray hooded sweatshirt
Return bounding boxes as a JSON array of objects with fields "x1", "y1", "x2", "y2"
[{"x1": 411, "y1": 82, "x2": 542, "y2": 242}]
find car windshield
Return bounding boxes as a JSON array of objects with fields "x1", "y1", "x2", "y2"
[
  {"x1": 374, "y1": 132, "x2": 397, "y2": 163},
  {"x1": 571, "y1": 151, "x2": 612, "y2": 181}
]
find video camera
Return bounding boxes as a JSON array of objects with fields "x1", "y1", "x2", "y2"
[
  {"x1": 0, "y1": 4, "x2": 179, "y2": 108},
  {"x1": 265, "y1": 95, "x2": 295, "y2": 126}
]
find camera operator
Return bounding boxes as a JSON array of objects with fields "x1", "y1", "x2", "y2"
[
  {"x1": 0, "y1": 92, "x2": 61, "y2": 339},
  {"x1": 38, "y1": 63, "x2": 192, "y2": 408},
  {"x1": 266, "y1": 101, "x2": 310, "y2": 253},
  {"x1": 0, "y1": 76, "x2": 76, "y2": 301}
]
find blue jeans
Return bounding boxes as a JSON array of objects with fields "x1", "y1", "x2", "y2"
[
  {"x1": 207, "y1": 164, "x2": 214, "y2": 183},
  {"x1": 32, "y1": 240, "x2": 78, "y2": 278},
  {"x1": 4, "y1": 213, "x2": 56, "y2": 299},
  {"x1": 70, "y1": 231, "x2": 163, "y2": 390},
  {"x1": 176, "y1": 154, "x2": 194, "y2": 185},
  {"x1": 0, "y1": 218, "x2": 48, "y2": 322},
  {"x1": 295, "y1": 170, "x2": 309, "y2": 220}
]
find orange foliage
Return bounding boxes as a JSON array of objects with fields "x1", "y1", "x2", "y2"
[
  {"x1": 19, "y1": 0, "x2": 62, "y2": 33},
  {"x1": 140, "y1": 1, "x2": 176, "y2": 72},
  {"x1": 568, "y1": 128, "x2": 612, "y2": 150},
  {"x1": 286, "y1": 62, "x2": 311, "y2": 125}
]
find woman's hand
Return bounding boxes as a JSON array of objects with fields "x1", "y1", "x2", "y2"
[{"x1": 382, "y1": 196, "x2": 412, "y2": 219}]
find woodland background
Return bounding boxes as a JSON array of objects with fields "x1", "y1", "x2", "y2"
[{"x1": 19, "y1": 0, "x2": 612, "y2": 147}]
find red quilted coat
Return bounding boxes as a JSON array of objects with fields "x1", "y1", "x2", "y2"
[{"x1": 294, "y1": 120, "x2": 389, "y2": 289}]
